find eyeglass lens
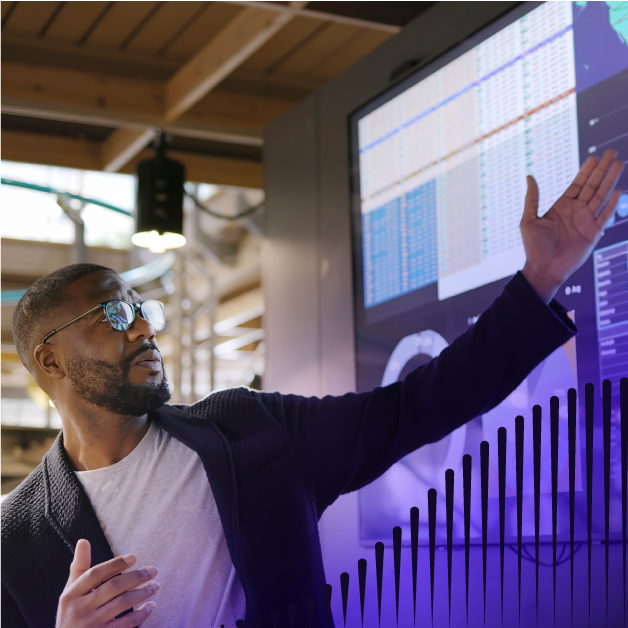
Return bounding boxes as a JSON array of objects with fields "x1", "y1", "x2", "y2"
[
  {"x1": 105, "y1": 300, "x2": 135, "y2": 331},
  {"x1": 141, "y1": 300, "x2": 165, "y2": 331},
  {"x1": 104, "y1": 300, "x2": 165, "y2": 332}
]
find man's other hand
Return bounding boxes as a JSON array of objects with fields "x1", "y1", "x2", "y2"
[
  {"x1": 521, "y1": 148, "x2": 624, "y2": 303},
  {"x1": 55, "y1": 539, "x2": 159, "y2": 628}
]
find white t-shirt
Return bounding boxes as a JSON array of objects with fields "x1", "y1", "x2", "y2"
[{"x1": 74, "y1": 417, "x2": 247, "y2": 628}]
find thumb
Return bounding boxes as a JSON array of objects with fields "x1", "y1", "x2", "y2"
[
  {"x1": 522, "y1": 175, "x2": 540, "y2": 223},
  {"x1": 66, "y1": 539, "x2": 91, "y2": 588}
]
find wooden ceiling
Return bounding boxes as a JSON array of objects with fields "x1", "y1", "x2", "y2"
[{"x1": 1, "y1": 1, "x2": 435, "y2": 187}]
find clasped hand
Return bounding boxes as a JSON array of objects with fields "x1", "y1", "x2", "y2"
[{"x1": 56, "y1": 539, "x2": 159, "y2": 628}]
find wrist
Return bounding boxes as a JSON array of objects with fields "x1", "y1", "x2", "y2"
[{"x1": 521, "y1": 262, "x2": 562, "y2": 305}]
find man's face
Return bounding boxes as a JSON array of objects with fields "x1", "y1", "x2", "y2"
[{"x1": 46, "y1": 270, "x2": 171, "y2": 416}]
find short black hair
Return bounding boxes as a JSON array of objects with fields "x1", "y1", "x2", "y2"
[{"x1": 13, "y1": 263, "x2": 114, "y2": 373}]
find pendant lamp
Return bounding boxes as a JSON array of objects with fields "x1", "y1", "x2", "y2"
[{"x1": 132, "y1": 132, "x2": 187, "y2": 253}]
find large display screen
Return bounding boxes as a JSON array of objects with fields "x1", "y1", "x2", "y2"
[{"x1": 350, "y1": 1, "x2": 628, "y2": 545}]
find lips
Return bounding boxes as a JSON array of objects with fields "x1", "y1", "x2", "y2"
[{"x1": 133, "y1": 349, "x2": 162, "y2": 369}]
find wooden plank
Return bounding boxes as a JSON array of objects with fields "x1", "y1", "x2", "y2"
[
  {"x1": 1, "y1": 130, "x2": 262, "y2": 187},
  {"x1": 1, "y1": 33, "x2": 180, "y2": 79},
  {"x1": 227, "y1": 66, "x2": 325, "y2": 95},
  {"x1": 2, "y1": 62, "x2": 287, "y2": 140},
  {"x1": 229, "y1": 1, "x2": 401, "y2": 33},
  {"x1": 239, "y1": 14, "x2": 326, "y2": 72},
  {"x1": 0, "y1": 238, "x2": 129, "y2": 279},
  {"x1": 165, "y1": 5, "x2": 303, "y2": 121},
  {"x1": 1, "y1": 130, "x2": 102, "y2": 171},
  {"x1": 1, "y1": 62, "x2": 164, "y2": 118},
  {"x1": 0, "y1": 0, "x2": 15, "y2": 20},
  {"x1": 44, "y1": 2, "x2": 110, "y2": 43},
  {"x1": 275, "y1": 21, "x2": 361, "y2": 76},
  {"x1": 122, "y1": 149, "x2": 263, "y2": 188},
  {"x1": 163, "y1": 2, "x2": 244, "y2": 61},
  {"x1": 184, "y1": 89, "x2": 295, "y2": 133},
  {"x1": 309, "y1": 29, "x2": 391, "y2": 80},
  {"x1": 125, "y1": 1, "x2": 206, "y2": 55},
  {"x1": 0, "y1": 72, "x2": 272, "y2": 146},
  {"x1": 2, "y1": 1, "x2": 63, "y2": 36},
  {"x1": 85, "y1": 1, "x2": 159, "y2": 48},
  {"x1": 102, "y1": 128, "x2": 156, "y2": 172}
]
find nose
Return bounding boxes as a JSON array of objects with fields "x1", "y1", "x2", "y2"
[{"x1": 126, "y1": 310, "x2": 156, "y2": 343}]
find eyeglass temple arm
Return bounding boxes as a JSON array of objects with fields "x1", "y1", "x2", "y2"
[{"x1": 41, "y1": 304, "x2": 104, "y2": 344}]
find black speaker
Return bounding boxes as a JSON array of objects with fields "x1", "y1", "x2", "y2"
[{"x1": 135, "y1": 148, "x2": 185, "y2": 237}]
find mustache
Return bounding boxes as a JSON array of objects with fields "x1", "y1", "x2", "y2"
[{"x1": 123, "y1": 343, "x2": 161, "y2": 368}]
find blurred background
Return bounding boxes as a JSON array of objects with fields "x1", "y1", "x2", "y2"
[{"x1": 0, "y1": 0, "x2": 434, "y2": 498}]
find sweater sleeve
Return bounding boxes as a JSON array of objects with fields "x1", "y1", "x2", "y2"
[
  {"x1": 2, "y1": 584, "x2": 29, "y2": 628},
  {"x1": 259, "y1": 271, "x2": 577, "y2": 515}
]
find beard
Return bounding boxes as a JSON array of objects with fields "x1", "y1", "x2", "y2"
[{"x1": 64, "y1": 344, "x2": 171, "y2": 416}]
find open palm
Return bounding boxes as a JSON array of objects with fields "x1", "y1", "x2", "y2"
[{"x1": 521, "y1": 149, "x2": 624, "y2": 302}]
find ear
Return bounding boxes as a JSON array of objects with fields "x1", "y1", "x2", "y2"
[{"x1": 33, "y1": 344, "x2": 65, "y2": 379}]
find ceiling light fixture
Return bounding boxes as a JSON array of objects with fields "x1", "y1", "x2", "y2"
[{"x1": 132, "y1": 131, "x2": 187, "y2": 253}]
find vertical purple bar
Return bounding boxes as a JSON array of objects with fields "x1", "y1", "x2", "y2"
[
  {"x1": 358, "y1": 559, "x2": 367, "y2": 628},
  {"x1": 375, "y1": 542, "x2": 384, "y2": 627},
  {"x1": 463, "y1": 454, "x2": 472, "y2": 626},
  {"x1": 340, "y1": 573, "x2": 349, "y2": 628},
  {"x1": 393, "y1": 526, "x2": 401, "y2": 627},
  {"x1": 498, "y1": 427, "x2": 507, "y2": 626},
  {"x1": 410, "y1": 507, "x2": 419, "y2": 626},
  {"x1": 603, "y1": 379, "x2": 611, "y2": 622},
  {"x1": 516, "y1": 415, "x2": 524, "y2": 626},
  {"x1": 568, "y1": 388, "x2": 577, "y2": 628},
  {"x1": 551, "y1": 395, "x2": 559, "y2": 626},
  {"x1": 428, "y1": 488, "x2": 437, "y2": 627},
  {"x1": 533, "y1": 404, "x2": 542, "y2": 627},
  {"x1": 586, "y1": 382, "x2": 594, "y2": 627},
  {"x1": 481, "y1": 441, "x2": 489, "y2": 625},
  {"x1": 446, "y1": 469, "x2": 454, "y2": 626}
]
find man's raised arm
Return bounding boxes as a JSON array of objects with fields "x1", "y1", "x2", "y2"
[{"x1": 258, "y1": 149, "x2": 624, "y2": 515}]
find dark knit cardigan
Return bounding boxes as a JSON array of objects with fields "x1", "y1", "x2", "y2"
[{"x1": 1, "y1": 272, "x2": 576, "y2": 628}]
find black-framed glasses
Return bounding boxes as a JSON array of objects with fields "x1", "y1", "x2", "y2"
[{"x1": 41, "y1": 299, "x2": 166, "y2": 345}]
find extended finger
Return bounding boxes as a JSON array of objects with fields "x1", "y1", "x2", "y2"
[
  {"x1": 595, "y1": 188, "x2": 622, "y2": 231},
  {"x1": 67, "y1": 554, "x2": 136, "y2": 598},
  {"x1": 94, "y1": 580, "x2": 160, "y2": 624},
  {"x1": 91, "y1": 566, "x2": 158, "y2": 608},
  {"x1": 578, "y1": 149, "x2": 618, "y2": 203},
  {"x1": 563, "y1": 155, "x2": 598, "y2": 198},
  {"x1": 589, "y1": 159, "x2": 624, "y2": 214},
  {"x1": 521, "y1": 175, "x2": 540, "y2": 223},
  {"x1": 108, "y1": 602, "x2": 156, "y2": 628},
  {"x1": 66, "y1": 539, "x2": 91, "y2": 589}
]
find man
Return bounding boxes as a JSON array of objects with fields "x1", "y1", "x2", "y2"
[{"x1": 1, "y1": 150, "x2": 624, "y2": 628}]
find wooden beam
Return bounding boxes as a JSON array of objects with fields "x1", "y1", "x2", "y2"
[
  {"x1": 1, "y1": 1, "x2": 307, "y2": 174},
  {"x1": 1, "y1": 32, "x2": 180, "y2": 80},
  {"x1": 164, "y1": 1, "x2": 309, "y2": 121},
  {"x1": 226, "y1": 1, "x2": 402, "y2": 33},
  {"x1": 1, "y1": 62, "x2": 293, "y2": 144},
  {"x1": 1, "y1": 130, "x2": 263, "y2": 188},
  {"x1": 122, "y1": 149, "x2": 264, "y2": 189},
  {"x1": 102, "y1": 128, "x2": 157, "y2": 173},
  {"x1": 1, "y1": 61, "x2": 164, "y2": 119},
  {"x1": 1, "y1": 130, "x2": 102, "y2": 171},
  {"x1": 0, "y1": 238, "x2": 130, "y2": 280}
]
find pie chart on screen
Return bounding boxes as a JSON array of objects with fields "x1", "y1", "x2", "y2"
[{"x1": 381, "y1": 330, "x2": 468, "y2": 492}]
